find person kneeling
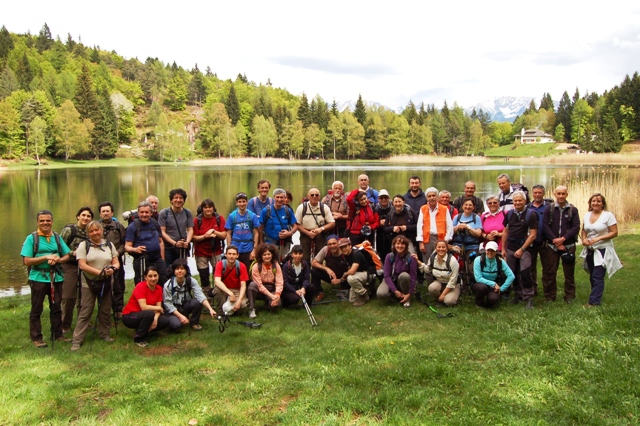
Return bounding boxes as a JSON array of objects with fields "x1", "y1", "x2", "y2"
[
  {"x1": 417, "y1": 240, "x2": 461, "y2": 306},
  {"x1": 281, "y1": 245, "x2": 318, "y2": 307},
  {"x1": 162, "y1": 259, "x2": 216, "y2": 331},
  {"x1": 472, "y1": 242, "x2": 515, "y2": 308},
  {"x1": 121, "y1": 266, "x2": 169, "y2": 348},
  {"x1": 247, "y1": 244, "x2": 283, "y2": 318},
  {"x1": 378, "y1": 235, "x2": 417, "y2": 307}
]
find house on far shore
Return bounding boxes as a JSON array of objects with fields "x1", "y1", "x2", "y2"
[{"x1": 515, "y1": 128, "x2": 555, "y2": 144}]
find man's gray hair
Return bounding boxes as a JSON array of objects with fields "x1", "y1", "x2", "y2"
[
  {"x1": 273, "y1": 188, "x2": 286, "y2": 197},
  {"x1": 137, "y1": 201, "x2": 152, "y2": 210},
  {"x1": 497, "y1": 173, "x2": 511, "y2": 182},
  {"x1": 512, "y1": 190, "x2": 526, "y2": 201}
]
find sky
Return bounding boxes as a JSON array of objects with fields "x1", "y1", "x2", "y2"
[{"x1": 4, "y1": 1, "x2": 640, "y2": 110}]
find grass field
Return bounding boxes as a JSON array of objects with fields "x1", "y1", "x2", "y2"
[{"x1": 1, "y1": 233, "x2": 639, "y2": 425}]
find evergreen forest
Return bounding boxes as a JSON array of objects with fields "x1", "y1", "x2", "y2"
[{"x1": 1, "y1": 24, "x2": 639, "y2": 162}]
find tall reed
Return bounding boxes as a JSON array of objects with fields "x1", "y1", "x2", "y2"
[{"x1": 551, "y1": 167, "x2": 640, "y2": 226}]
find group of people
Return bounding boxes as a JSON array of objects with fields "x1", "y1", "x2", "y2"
[{"x1": 21, "y1": 173, "x2": 622, "y2": 349}]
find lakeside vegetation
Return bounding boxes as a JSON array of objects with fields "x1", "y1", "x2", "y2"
[
  {"x1": 0, "y1": 230, "x2": 638, "y2": 425},
  {"x1": 1, "y1": 24, "x2": 639, "y2": 165}
]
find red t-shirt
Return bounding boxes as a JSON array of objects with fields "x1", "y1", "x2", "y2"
[
  {"x1": 122, "y1": 281, "x2": 164, "y2": 315},
  {"x1": 193, "y1": 215, "x2": 226, "y2": 257},
  {"x1": 214, "y1": 260, "x2": 249, "y2": 289}
]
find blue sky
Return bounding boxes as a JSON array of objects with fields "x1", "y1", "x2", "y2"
[{"x1": 4, "y1": 0, "x2": 640, "y2": 110}]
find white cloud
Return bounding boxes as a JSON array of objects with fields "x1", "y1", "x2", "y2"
[{"x1": 3, "y1": 0, "x2": 640, "y2": 110}]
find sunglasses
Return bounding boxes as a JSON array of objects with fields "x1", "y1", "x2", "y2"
[{"x1": 309, "y1": 194, "x2": 320, "y2": 197}]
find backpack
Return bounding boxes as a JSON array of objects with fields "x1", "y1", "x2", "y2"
[
  {"x1": 228, "y1": 210, "x2": 257, "y2": 244},
  {"x1": 83, "y1": 240, "x2": 115, "y2": 256},
  {"x1": 427, "y1": 251, "x2": 454, "y2": 274},
  {"x1": 221, "y1": 259, "x2": 241, "y2": 281},
  {"x1": 249, "y1": 260, "x2": 278, "y2": 278},
  {"x1": 301, "y1": 201, "x2": 329, "y2": 228},
  {"x1": 452, "y1": 212, "x2": 480, "y2": 246},
  {"x1": 479, "y1": 253, "x2": 506, "y2": 285},
  {"x1": 506, "y1": 208, "x2": 534, "y2": 225},
  {"x1": 28, "y1": 231, "x2": 64, "y2": 274},
  {"x1": 61, "y1": 224, "x2": 89, "y2": 249},
  {"x1": 195, "y1": 213, "x2": 223, "y2": 252},
  {"x1": 161, "y1": 208, "x2": 193, "y2": 240},
  {"x1": 388, "y1": 252, "x2": 412, "y2": 277},
  {"x1": 353, "y1": 240, "x2": 382, "y2": 273},
  {"x1": 546, "y1": 203, "x2": 574, "y2": 226},
  {"x1": 511, "y1": 183, "x2": 530, "y2": 204},
  {"x1": 264, "y1": 204, "x2": 292, "y2": 225},
  {"x1": 133, "y1": 218, "x2": 162, "y2": 239},
  {"x1": 167, "y1": 276, "x2": 193, "y2": 303}
]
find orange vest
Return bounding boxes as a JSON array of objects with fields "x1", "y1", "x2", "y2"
[{"x1": 420, "y1": 204, "x2": 448, "y2": 240}]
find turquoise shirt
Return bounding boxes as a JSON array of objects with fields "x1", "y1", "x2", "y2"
[{"x1": 20, "y1": 233, "x2": 71, "y2": 283}]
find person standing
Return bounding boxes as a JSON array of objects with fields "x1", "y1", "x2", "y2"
[
  {"x1": 452, "y1": 181, "x2": 485, "y2": 214},
  {"x1": 124, "y1": 201, "x2": 166, "y2": 286},
  {"x1": 580, "y1": 193, "x2": 622, "y2": 307},
  {"x1": 383, "y1": 195, "x2": 418, "y2": 254},
  {"x1": 527, "y1": 185, "x2": 552, "y2": 294},
  {"x1": 21, "y1": 210, "x2": 71, "y2": 348},
  {"x1": 501, "y1": 191, "x2": 538, "y2": 309},
  {"x1": 247, "y1": 180, "x2": 274, "y2": 217},
  {"x1": 295, "y1": 188, "x2": 335, "y2": 263},
  {"x1": 260, "y1": 188, "x2": 298, "y2": 261},
  {"x1": 192, "y1": 199, "x2": 227, "y2": 296},
  {"x1": 71, "y1": 220, "x2": 120, "y2": 350},
  {"x1": 354, "y1": 174, "x2": 379, "y2": 206},
  {"x1": 98, "y1": 201, "x2": 127, "y2": 319},
  {"x1": 323, "y1": 181, "x2": 349, "y2": 237},
  {"x1": 417, "y1": 187, "x2": 453, "y2": 262},
  {"x1": 541, "y1": 186, "x2": 580, "y2": 303},
  {"x1": 60, "y1": 206, "x2": 94, "y2": 333},
  {"x1": 159, "y1": 188, "x2": 193, "y2": 272},
  {"x1": 404, "y1": 176, "x2": 426, "y2": 215},
  {"x1": 346, "y1": 190, "x2": 379, "y2": 245},
  {"x1": 373, "y1": 190, "x2": 393, "y2": 259},
  {"x1": 226, "y1": 192, "x2": 261, "y2": 274}
]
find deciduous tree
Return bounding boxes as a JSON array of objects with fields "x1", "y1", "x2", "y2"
[{"x1": 52, "y1": 99, "x2": 91, "y2": 161}]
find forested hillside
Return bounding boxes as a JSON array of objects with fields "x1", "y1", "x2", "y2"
[{"x1": 0, "y1": 24, "x2": 638, "y2": 162}]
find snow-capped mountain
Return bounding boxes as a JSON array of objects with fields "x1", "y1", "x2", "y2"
[{"x1": 465, "y1": 96, "x2": 535, "y2": 123}]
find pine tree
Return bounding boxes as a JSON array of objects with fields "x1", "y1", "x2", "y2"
[
  {"x1": 16, "y1": 53, "x2": 33, "y2": 90},
  {"x1": 92, "y1": 87, "x2": 118, "y2": 158},
  {"x1": 297, "y1": 93, "x2": 310, "y2": 128},
  {"x1": 224, "y1": 84, "x2": 240, "y2": 125},
  {"x1": 0, "y1": 26, "x2": 14, "y2": 60},
  {"x1": 35, "y1": 23, "x2": 53, "y2": 53},
  {"x1": 556, "y1": 91, "x2": 573, "y2": 142},
  {"x1": 0, "y1": 66, "x2": 19, "y2": 100},
  {"x1": 572, "y1": 88, "x2": 580, "y2": 104},
  {"x1": 330, "y1": 99, "x2": 339, "y2": 117},
  {"x1": 74, "y1": 64, "x2": 100, "y2": 120},
  {"x1": 65, "y1": 33, "x2": 76, "y2": 52},
  {"x1": 540, "y1": 92, "x2": 554, "y2": 111},
  {"x1": 354, "y1": 94, "x2": 367, "y2": 126},
  {"x1": 188, "y1": 66, "x2": 207, "y2": 106},
  {"x1": 403, "y1": 100, "x2": 418, "y2": 124}
]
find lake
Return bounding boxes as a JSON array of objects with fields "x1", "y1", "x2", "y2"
[{"x1": 2, "y1": 161, "x2": 637, "y2": 295}]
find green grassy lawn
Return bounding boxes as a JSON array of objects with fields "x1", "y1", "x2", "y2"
[
  {"x1": 484, "y1": 143, "x2": 561, "y2": 158},
  {"x1": 1, "y1": 233, "x2": 639, "y2": 425}
]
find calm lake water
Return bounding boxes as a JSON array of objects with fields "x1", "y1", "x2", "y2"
[{"x1": 2, "y1": 161, "x2": 637, "y2": 295}]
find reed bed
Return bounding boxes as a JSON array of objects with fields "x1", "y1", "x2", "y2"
[{"x1": 551, "y1": 167, "x2": 640, "y2": 226}]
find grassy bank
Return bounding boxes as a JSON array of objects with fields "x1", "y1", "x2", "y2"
[{"x1": 1, "y1": 232, "x2": 638, "y2": 425}]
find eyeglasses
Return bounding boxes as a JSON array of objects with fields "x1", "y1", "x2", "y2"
[
  {"x1": 309, "y1": 194, "x2": 320, "y2": 197},
  {"x1": 487, "y1": 201, "x2": 498, "y2": 205}
]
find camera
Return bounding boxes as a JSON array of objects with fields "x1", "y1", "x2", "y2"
[{"x1": 361, "y1": 225, "x2": 372, "y2": 236}]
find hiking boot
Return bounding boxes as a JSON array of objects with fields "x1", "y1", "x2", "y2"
[
  {"x1": 191, "y1": 324, "x2": 203, "y2": 331},
  {"x1": 525, "y1": 299, "x2": 534, "y2": 310},
  {"x1": 70, "y1": 343, "x2": 81, "y2": 351},
  {"x1": 314, "y1": 293, "x2": 325, "y2": 302},
  {"x1": 33, "y1": 340, "x2": 48, "y2": 348},
  {"x1": 249, "y1": 309, "x2": 257, "y2": 319},
  {"x1": 62, "y1": 328, "x2": 70, "y2": 334},
  {"x1": 56, "y1": 336, "x2": 72, "y2": 342},
  {"x1": 135, "y1": 341, "x2": 148, "y2": 348},
  {"x1": 353, "y1": 293, "x2": 370, "y2": 307}
]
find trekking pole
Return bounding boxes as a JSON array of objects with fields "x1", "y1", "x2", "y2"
[
  {"x1": 415, "y1": 292, "x2": 456, "y2": 319},
  {"x1": 139, "y1": 256, "x2": 146, "y2": 283},
  {"x1": 110, "y1": 274, "x2": 118, "y2": 335},
  {"x1": 50, "y1": 270, "x2": 56, "y2": 350},
  {"x1": 301, "y1": 294, "x2": 318, "y2": 326}
]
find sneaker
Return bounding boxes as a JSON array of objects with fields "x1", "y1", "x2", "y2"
[
  {"x1": 525, "y1": 299, "x2": 534, "y2": 310},
  {"x1": 101, "y1": 337, "x2": 115, "y2": 342},
  {"x1": 249, "y1": 309, "x2": 257, "y2": 319},
  {"x1": 56, "y1": 336, "x2": 72, "y2": 342},
  {"x1": 403, "y1": 301, "x2": 411, "y2": 308},
  {"x1": 33, "y1": 340, "x2": 48, "y2": 348},
  {"x1": 135, "y1": 341, "x2": 148, "y2": 348},
  {"x1": 191, "y1": 324, "x2": 203, "y2": 331},
  {"x1": 70, "y1": 343, "x2": 81, "y2": 351}
]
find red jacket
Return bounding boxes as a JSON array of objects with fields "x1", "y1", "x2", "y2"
[{"x1": 346, "y1": 190, "x2": 379, "y2": 236}]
